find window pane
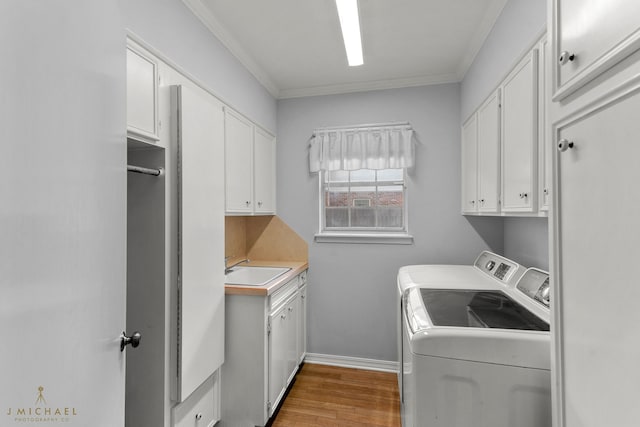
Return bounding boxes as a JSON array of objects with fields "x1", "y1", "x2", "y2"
[
  {"x1": 377, "y1": 185, "x2": 403, "y2": 207},
  {"x1": 377, "y1": 169, "x2": 403, "y2": 182},
  {"x1": 350, "y1": 169, "x2": 375, "y2": 182},
  {"x1": 326, "y1": 187, "x2": 349, "y2": 207},
  {"x1": 351, "y1": 207, "x2": 376, "y2": 227},
  {"x1": 349, "y1": 186, "x2": 376, "y2": 208},
  {"x1": 327, "y1": 170, "x2": 349, "y2": 183},
  {"x1": 377, "y1": 207, "x2": 403, "y2": 228},
  {"x1": 326, "y1": 207, "x2": 349, "y2": 227}
]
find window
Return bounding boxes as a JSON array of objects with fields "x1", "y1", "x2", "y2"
[
  {"x1": 309, "y1": 122, "x2": 415, "y2": 244},
  {"x1": 317, "y1": 168, "x2": 411, "y2": 243}
]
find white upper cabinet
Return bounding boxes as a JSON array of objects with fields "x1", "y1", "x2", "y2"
[
  {"x1": 225, "y1": 109, "x2": 254, "y2": 213},
  {"x1": 461, "y1": 114, "x2": 478, "y2": 213},
  {"x1": 225, "y1": 108, "x2": 277, "y2": 215},
  {"x1": 126, "y1": 45, "x2": 159, "y2": 144},
  {"x1": 501, "y1": 50, "x2": 538, "y2": 213},
  {"x1": 476, "y1": 90, "x2": 501, "y2": 213},
  {"x1": 462, "y1": 38, "x2": 547, "y2": 217},
  {"x1": 552, "y1": 0, "x2": 640, "y2": 100},
  {"x1": 253, "y1": 127, "x2": 276, "y2": 214}
]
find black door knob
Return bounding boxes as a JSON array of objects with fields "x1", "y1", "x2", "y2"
[{"x1": 120, "y1": 331, "x2": 142, "y2": 352}]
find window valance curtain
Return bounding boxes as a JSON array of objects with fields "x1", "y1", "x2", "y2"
[{"x1": 309, "y1": 123, "x2": 414, "y2": 172}]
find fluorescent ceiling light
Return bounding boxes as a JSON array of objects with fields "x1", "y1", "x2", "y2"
[{"x1": 335, "y1": 0, "x2": 363, "y2": 66}]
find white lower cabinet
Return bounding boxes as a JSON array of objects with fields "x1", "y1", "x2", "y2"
[
  {"x1": 221, "y1": 270, "x2": 308, "y2": 426},
  {"x1": 268, "y1": 291, "x2": 299, "y2": 413},
  {"x1": 172, "y1": 372, "x2": 220, "y2": 427},
  {"x1": 297, "y1": 271, "x2": 307, "y2": 363}
]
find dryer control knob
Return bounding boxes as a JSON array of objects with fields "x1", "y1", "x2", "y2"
[{"x1": 485, "y1": 260, "x2": 496, "y2": 271}]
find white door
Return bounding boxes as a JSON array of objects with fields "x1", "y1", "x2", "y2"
[
  {"x1": 552, "y1": 84, "x2": 640, "y2": 427},
  {"x1": 173, "y1": 85, "x2": 226, "y2": 402},
  {"x1": 0, "y1": 2, "x2": 127, "y2": 426}
]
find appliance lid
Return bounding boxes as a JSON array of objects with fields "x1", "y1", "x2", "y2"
[{"x1": 420, "y1": 289, "x2": 549, "y2": 331}]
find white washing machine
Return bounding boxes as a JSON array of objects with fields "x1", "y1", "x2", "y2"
[{"x1": 397, "y1": 252, "x2": 551, "y2": 427}]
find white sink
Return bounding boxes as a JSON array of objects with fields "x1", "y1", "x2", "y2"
[{"x1": 225, "y1": 266, "x2": 291, "y2": 286}]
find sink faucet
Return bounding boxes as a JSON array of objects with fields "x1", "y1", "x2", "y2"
[{"x1": 225, "y1": 257, "x2": 249, "y2": 274}]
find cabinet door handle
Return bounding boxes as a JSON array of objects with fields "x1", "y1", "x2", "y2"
[
  {"x1": 258, "y1": 201, "x2": 263, "y2": 207},
  {"x1": 470, "y1": 200, "x2": 475, "y2": 205},
  {"x1": 245, "y1": 201, "x2": 251, "y2": 206},
  {"x1": 558, "y1": 138, "x2": 574, "y2": 152},
  {"x1": 559, "y1": 51, "x2": 575, "y2": 65},
  {"x1": 519, "y1": 193, "x2": 528, "y2": 199},
  {"x1": 195, "y1": 413, "x2": 203, "y2": 421},
  {"x1": 281, "y1": 314, "x2": 286, "y2": 320},
  {"x1": 288, "y1": 307, "x2": 293, "y2": 312}
]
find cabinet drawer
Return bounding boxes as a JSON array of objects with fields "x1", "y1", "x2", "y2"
[
  {"x1": 173, "y1": 372, "x2": 219, "y2": 427},
  {"x1": 269, "y1": 277, "x2": 298, "y2": 311}
]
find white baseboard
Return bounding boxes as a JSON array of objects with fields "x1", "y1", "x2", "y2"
[{"x1": 303, "y1": 353, "x2": 399, "y2": 373}]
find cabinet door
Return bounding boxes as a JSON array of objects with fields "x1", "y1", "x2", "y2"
[
  {"x1": 297, "y1": 284, "x2": 307, "y2": 363},
  {"x1": 127, "y1": 46, "x2": 159, "y2": 143},
  {"x1": 268, "y1": 304, "x2": 287, "y2": 417},
  {"x1": 501, "y1": 50, "x2": 538, "y2": 213},
  {"x1": 285, "y1": 295, "x2": 299, "y2": 385},
  {"x1": 553, "y1": 86, "x2": 640, "y2": 427},
  {"x1": 539, "y1": 37, "x2": 552, "y2": 212},
  {"x1": 173, "y1": 85, "x2": 225, "y2": 402},
  {"x1": 254, "y1": 127, "x2": 276, "y2": 214},
  {"x1": 225, "y1": 109, "x2": 254, "y2": 213},
  {"x1": 476, "y1": 90, "x2": 501, "y2": 213},
  {"x1": 461, "y1": 115, "x2": 478, "y2": 213},
  {"x1": 553, "y1": 0, "x2": 640, "y2": 100}
]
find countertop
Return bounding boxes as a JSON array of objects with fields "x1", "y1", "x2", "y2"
[{"x1": 224, "y1": 260, "x2": 308, "y2": 296}]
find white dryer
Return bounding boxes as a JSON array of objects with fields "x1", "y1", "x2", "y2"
[{"x1": 397, "y1": 252, "x2": 551, "y2": 427}]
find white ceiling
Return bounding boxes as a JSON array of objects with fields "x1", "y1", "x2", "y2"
[{"x1": 182, "y1": 0, "x2": 508, "y2": 99}]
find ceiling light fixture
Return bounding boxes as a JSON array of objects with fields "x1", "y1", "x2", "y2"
[{"x1": 335, "y1": 0, "x2": 363, "y2": 67}]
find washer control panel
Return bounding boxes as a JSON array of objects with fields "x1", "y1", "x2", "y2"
[
  {"x1": 516, "y1": 268, "x2": 550, "y2": 308},
  {"x1": 474, "y1": 251, "x2": 524, "y2": 285}
]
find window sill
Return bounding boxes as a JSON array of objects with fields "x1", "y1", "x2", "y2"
[{"x1": 314, "y1": 232, "x2": 414, "y2": 245}]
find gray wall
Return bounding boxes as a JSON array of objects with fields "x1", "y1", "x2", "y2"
[
  {"x1": 504, "y1": 218, "x2": 549, "y2": 270},
  {"x1": 277, "y1": 85, "x2": 504, "y2": 362},
  {"x1": 461, "y1": 0, "x2": 549, "y2": 271},
  {"x1": 121, "y1": 0, "x2": 277, "y2": 133}
]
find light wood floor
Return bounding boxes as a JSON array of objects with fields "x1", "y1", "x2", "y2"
[{"x1": 270, "y1": 363, "x2": 401, "y2": 427}]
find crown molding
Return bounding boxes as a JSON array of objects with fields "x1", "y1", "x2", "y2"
[
  {"x1": 455, "y1": 0, "x2": 509, "y2": 80},
  {"x1": 278, "y1": 73, "x2": 460, "y2": 99},
  {"x1": 181, "y1": 0, "x2": 281, "y2": 98}
]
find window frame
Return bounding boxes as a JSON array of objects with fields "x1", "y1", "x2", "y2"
[{"x1": 315, "y1": 168, "x2": 413, "y2": 244}]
